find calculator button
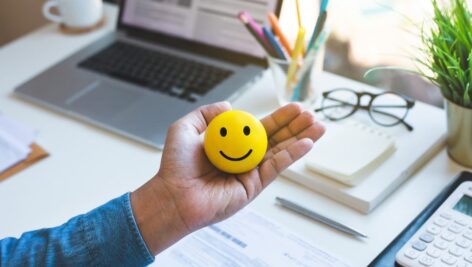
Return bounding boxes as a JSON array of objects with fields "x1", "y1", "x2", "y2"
[
  {"x1": 435, "y1": 239, "x2": 449, "y2": 250},
  {"x1": 449, "y1": 223, "x2": 464, "y2": 234},
  {"x1": 426, "y1": 247, "x2": 442, "y2": 258},
  {"x1": 428, "y1": 225, "x2": 442, "y2": 235},
  {"x1": 441, "y1": 254, "x2": 457, "y2": 265},
  {"x1": 435, "y1": 217, "x2": 449, "y2": 227},
  {"x1": 441, "y1": 213, "x2": 453, "y2": 220},
  {"x1": 420, "y1": 233, "x2": 435, "y2": 243},
  {"x1": 441, "y1": 231, "x2": 457, "y2": 241},
  {"x1": 464, "y1": 231, "x2": 472, "y2": 240},
  {"x1": 458, "y1": 262, "x2": 472, "y2": 267},
  {"x1": 456, "y1": 238, "x2": 472, "y2": 248},
  {"x1": 413, "y1": 240, "x2": 428, "y2": 251},
  {"x1": 419, "y1": 255, "x2": 435, "y2": 266},
  {"x1": 465, "y1": 254, "x2": 472, "y2": 263},
  {"x1": 404, "y1": 248, "x2": 420, "y2": 259},
  {"x1": 455, "y1": 218, "x2": 468, "y2": 226},
  {"x1": 449, "y1": 246, "x2": 464, "y2": 257}
]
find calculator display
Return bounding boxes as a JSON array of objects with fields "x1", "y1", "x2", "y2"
[{"x1": 453, "y1": 194, "x2": 472, "y2": 216}]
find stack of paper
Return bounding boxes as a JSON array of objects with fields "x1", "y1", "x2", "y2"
[
  {"x1": 305, "y1": 121, "x2": 396, "y2": 186},
  {"x1": 0, "y1": 115, "x2": 36, "y2": 173}
]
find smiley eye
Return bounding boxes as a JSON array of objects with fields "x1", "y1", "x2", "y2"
[
  {"x1": 220, "y1": 127, "x2": 227, "y2": 137},
  {"x1": 243, "y1": 126, "x2": 250, "y2": 136}
]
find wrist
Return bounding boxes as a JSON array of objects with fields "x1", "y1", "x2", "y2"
[{"x1": 130, "y1": 177, "x2": 190, "y2": 255}]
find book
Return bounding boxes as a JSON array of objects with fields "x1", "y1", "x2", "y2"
[
  {"x1": 305, "y1": 121, "x2": 396, "y2": 186},
  {"x1": 281, "y1": 99, "x2": 446, "y2": 214}
]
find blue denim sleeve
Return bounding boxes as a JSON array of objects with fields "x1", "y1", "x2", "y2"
[{"x1": 0, "y1": 193, "x2": 154, "y2": 266}]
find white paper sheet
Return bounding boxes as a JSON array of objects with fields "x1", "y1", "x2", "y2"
[
  {"x1": 154, "y1": 209, "x2": 351, "y2": 267},
  {"x1": 0, "y1": 115, "x2": 36, "y2": 173}
]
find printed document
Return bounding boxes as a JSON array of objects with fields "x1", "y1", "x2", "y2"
[{"x1": 154, "y1": 209, "x2": 351, "y2": 267}]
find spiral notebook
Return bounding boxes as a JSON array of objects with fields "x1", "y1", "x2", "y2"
[{"x1": 305, "y1": 121, "x2": 396, "y2": 186}]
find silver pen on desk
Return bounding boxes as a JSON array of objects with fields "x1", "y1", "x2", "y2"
[{"x1": 275, "y1": 197, "x2": 368, "y2": 238}]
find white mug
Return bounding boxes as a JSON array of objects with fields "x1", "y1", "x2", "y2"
[{"x1": 42, "y1": 0, "x2": 103, "y2": 29}]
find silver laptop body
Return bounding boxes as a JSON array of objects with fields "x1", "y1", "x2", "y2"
[{"x1": 14, "y1": 0, "x2": 282, "y2": 148}]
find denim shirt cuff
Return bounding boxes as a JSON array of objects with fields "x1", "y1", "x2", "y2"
[{"x1": 122, "y1": 192, "x2": 155, "y2": 264}]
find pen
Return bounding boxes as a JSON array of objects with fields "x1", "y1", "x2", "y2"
[
  {"x1": 268, "y1": 13, "x2": 293, "y2": 57},
  {"x1": 275, "y1": 197, "x2": 368, "y2": 238},
  {"x1": 238, "y1": 11, "x2": 277, "y2": 57},
  {"x1": 285, "y1": 27, "x2": 305, "y2": 90},
  {"x1": 262, "y1": 26, "x2": 287, "y2": 60}
]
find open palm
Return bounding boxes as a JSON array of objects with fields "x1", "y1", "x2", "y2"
[{"x1": 157, "y1": 102, "x2": 325, "y2": 233}]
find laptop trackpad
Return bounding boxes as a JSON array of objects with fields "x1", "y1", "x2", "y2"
[{"x1": 67, "y1": 81, "x2": 140, "y2": 119}]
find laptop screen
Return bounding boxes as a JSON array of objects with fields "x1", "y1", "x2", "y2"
[{"x1": 121, "y1": 0, "x2": 279, "y2": 59}]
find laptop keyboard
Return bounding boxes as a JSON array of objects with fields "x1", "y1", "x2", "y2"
[{"x1": 78, "y1": 42, "x2": 234, "y2": 102}]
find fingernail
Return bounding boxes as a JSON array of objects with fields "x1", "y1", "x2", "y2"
[{"x1": 315, "y1": 121, "x2": 326, "y2": 132}]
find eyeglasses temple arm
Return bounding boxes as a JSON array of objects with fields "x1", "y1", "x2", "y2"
[{"x1": 370, "y1": 108, "x2": 414, "y2": 131}]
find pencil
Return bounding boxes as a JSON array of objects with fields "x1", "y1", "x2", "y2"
[
  {"x1": 295, "y1": 0, "x2": 302, "y2": 28},
  {"x1": 320, "y1": 0, "x2": 330, "y2": 13},
  {"x1": 238, "y1": 11, "x2": 277, "y2": 57},
  {"x1": 292, "y1": 30, "x2": 330, "y2": 101},
  {"x1": 294, "y1": 0, "x2": 306, "y2": 55},
  {"x1": 306, "y1": 11, "x2": 327, "y2": 53},
  {"x1": 262, "y1": 26, "x2": 288, "y2": 60},
  {"x1": 268, "y1": 13, "x2": 293, "y2": 57}
]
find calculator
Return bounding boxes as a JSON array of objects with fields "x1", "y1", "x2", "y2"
[{"x1": 396, "y1": 181, "x2": 472, "y2": 267}]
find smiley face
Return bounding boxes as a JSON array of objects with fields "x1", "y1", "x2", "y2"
[{"x1": 204, "y1": 110, "x2": 268, "y2": 174}]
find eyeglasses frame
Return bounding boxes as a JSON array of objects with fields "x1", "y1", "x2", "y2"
[{"x1": 314, "y1": 88, "x2": 416, "y2": 131}]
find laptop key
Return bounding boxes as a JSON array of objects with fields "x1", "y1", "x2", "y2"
[{"x1": 79, "y1": 41, "x2": 233, "y2": 98}]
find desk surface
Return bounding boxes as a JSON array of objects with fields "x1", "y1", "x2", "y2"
[{"x1": 0, "y1": 4, "x2": 467, "y2": 266}]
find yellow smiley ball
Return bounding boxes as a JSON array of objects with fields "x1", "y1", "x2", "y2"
[{"x1": 204, "y1": 110, "x2": 268, "y2": 174}]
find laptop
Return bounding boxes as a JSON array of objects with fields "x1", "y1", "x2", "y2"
[{"x1": 14, "y1": 0, "x2": 282, "y2": 149}]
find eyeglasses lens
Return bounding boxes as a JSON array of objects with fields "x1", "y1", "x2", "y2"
[
  {"x1": 370, "y1": 93, "x2": 409, "y2": 126},
  {"x1": 322, "y1": 89, "x2": 358, "y2": 120}
]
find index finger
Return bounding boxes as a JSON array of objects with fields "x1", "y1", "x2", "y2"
[{"x1": 173, "y1": 101, "x2": 232, "y2": 134}]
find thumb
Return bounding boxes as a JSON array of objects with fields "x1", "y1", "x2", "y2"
[{"x1": 174, "y1": 102, "x2": 232, "y2": 134}]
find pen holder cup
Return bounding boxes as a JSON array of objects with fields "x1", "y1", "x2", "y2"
[{"x1": 267, "y1": 54, "x2": 320, "y2": 109}]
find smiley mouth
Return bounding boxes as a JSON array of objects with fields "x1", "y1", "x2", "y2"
[{"x1": 220, "y1": 149, "x2": 253, "y2": 161}]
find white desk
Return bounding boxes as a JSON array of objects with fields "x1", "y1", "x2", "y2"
[{"x1": 0, "y1": 4, "x2": 468, "y2": 266}]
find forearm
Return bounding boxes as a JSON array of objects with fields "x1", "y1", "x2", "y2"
[
  {"x1": 130, "y1": 177, "x2": 190, "y2": 255},
  {"x1": 1, "y1": 193, "x2": 154, "y2": 266}
]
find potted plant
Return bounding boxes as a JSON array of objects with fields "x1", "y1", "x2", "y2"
[{"x1": 417, "y1": 0, "x2": 472, "y2": 167}]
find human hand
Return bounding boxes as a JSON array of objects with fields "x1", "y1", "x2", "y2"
[{"x1": 131, "y1": 102, "x2": 325, "y2": 255}]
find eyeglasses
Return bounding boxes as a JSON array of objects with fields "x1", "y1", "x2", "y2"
[{"x1": 314, "y1": 88, "x2": 416, "y2": 131}]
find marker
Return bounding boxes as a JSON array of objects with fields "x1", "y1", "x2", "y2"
[
  {"x1": 268, "y1": 13, "x2": 293, "y2": 57},
  {"x1": 262, "y1": 26, "x2": 287, "y2": 60}
]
